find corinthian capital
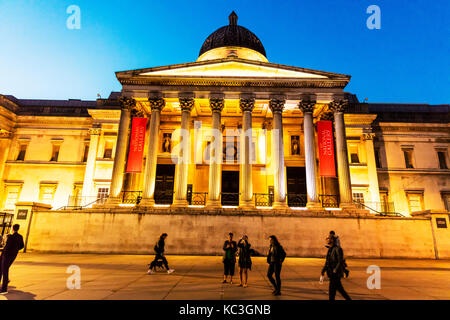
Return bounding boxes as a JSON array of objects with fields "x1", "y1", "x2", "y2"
[
  {"x1": 148, "y1": 97, "x2": 165, "y2": 112},
  {"x1": 269, "y1": 99, "x2": 285, "y2": 114},
  {"x1": 119, "y1": 97, "x2": 136, "y2": 111},
  {"x1": 209, "y1": 98, "x2": 224, "y2": 113},
  {"x1": 239, "y1": 98, "x2": 255, "y2": 112},
  {"x1": 179, "y1": 98, "x2": 195, "y2": 112},
  {"x1": 329, "y1": 99, "x2": 349, "y2": 113},
  {"x1": 298, "y1": 100, "x2": 316, "y2": 113}
]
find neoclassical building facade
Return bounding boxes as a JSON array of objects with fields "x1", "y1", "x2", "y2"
[{"x1": 1, "y1": 13, "x2": 449, "y2": 217}]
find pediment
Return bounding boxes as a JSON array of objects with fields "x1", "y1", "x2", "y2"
[{"x1": 130, "y1": 57, "x2": 348, "y2": 80}]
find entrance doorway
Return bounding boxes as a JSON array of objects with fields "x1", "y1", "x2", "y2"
[
  {"x1": 221, "y1": 171, "x2": 239, "y2": 206},
  {"x1": 286, "y1": 167, "x2": 307, "y2": 207},
  {"x1": 154, "y1": 164, "x2": 175, "y2": 204}
]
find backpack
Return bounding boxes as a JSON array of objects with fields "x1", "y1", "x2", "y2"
[{"x1": 279, "y1": 246, "x2": 286, "y2": 263}]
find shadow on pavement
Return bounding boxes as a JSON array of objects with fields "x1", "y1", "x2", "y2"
[{"x1": 0, "y1": 286, "x2": 36, "y2": 300}]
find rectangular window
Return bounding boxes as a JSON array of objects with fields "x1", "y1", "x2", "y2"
[
  {"x1": 16, "y1": 144, "x2": 27, "y2": 161},
  {"x1": 97, "y1": 188, "x2": 109, "y2": 203},
  {"x1": 349, "y1": 145, "x2": 360, "y2": 164},
  {"x1": 406, "y1": 192, "x2": 423, "y2": 214},
  {"x1": 39, "y1": 184, "x2": 57, "y2": 205},
  {"x1": 2, "y1": 185, "x2": 22, "y2": 212},
  {"x1": 50, "y1": 144, "x2": 60, "y2": 162},
  {"x1": 103, "y1": 141, "x2": 113, "y2": 159},
  {"x1": 374, "y1": 148, "x2": 382, "y2": 168},
  {"x1": 403, "y1": 149, "x2": 414, "y2": 169},
  {"x1": 82, "y1": 144, "x2": 89, "y2": 162},
  {"x1": 353, "y1": 192, "x2": 365, "y2": 204},
  {"x1": 442, "y1": 193, "x2": 450, "y2": 212},
  {"x1": 437, "y1": 151, "x2": 448, "y2": 169}
]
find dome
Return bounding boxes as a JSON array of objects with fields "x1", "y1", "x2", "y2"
[{"x1": 198, "y1": 12, "x2": 267, "y2": 61}]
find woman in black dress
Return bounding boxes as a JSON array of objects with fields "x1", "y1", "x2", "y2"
[{"x1": 237, "y1": 235, "x2": 252, "y2": 287}]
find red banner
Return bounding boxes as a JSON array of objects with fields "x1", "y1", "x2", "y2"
[
  {"x1": 126, "y1": 117, "x2": 147, "y2": 173},
  {"x1": 317, "y1": 121, "x2": 336, "y2": 177}
]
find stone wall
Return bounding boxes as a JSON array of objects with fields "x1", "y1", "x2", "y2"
[{"x1": 25, "y1": 209, "x2": 443, "y2": 259}]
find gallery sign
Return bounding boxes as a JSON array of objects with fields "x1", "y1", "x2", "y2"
[
  {"x1": 126, "y1": 117, "x2": 147, "y2": 173},
  {"x1": 317, "y1": 121, "x2": 336, "y2": 177}
]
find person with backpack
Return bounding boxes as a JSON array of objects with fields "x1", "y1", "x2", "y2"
[
  {"x1": 328, "y1": 231, "x2": 349, "y2": 278},
  {"x1": 266, "y1": 235, "x2": 286, "y2": 296},
  {"x1": 148, "y1": 233, "x2": 175, "y2": 274},
  {"x1": 321, "y1": 234, "x2": 351, "y2": 300}
]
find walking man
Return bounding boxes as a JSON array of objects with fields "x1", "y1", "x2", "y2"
[
  {"x1": 148, "y1": 233, "x2": 175, "y2": 274},
  {"x1": 321, "y1": 234, "x2": 351, "y2": 300},
  {"x1": 0, "y1": 224, "x2": 24, "y2": 294},
  {"x1": 266, "y1": 235, "x2": 286, "y2": 296}
]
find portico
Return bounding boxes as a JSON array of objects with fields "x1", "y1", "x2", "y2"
[{"x1": 98, "y1": 12, "x2": 360, "y2": 212}]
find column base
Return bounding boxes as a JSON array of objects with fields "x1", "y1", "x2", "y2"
[
  {"x1": 339, "y1": 202, "x2": 357, "y2": 209},
  {"x1": 205, "y1": 199, "x2": 221, "y2": 208},
  {"x1": 306, "y1": 202, "x2": 323, "y2": 210},
  {"x1": 239, "y1": 200, "x2": 255, "y2": 210},
  {"x1": 172, "y1": 199, "x2": 188, "y2": 208},
  {"x1": 138, "y1": 198, "x2": 155, "y2": 207},
  {"x1": 272, "y1": 201, "x2": 289, "y2": 209}
]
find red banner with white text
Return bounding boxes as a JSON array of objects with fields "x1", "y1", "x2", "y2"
[
  {"x1": 126, "y1": 117, "x2": 147, "y2": 173},
  {"x1": 317, "y1": 121, "x2": 336, "y2": 177}
]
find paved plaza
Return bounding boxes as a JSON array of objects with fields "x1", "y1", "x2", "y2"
[{"x1": 1, "y1": 253, "x2": 449, "y2": 300}]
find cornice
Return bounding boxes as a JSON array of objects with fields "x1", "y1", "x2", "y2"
[{"x1": 119, "y1": 77, "x2": 349, "y2": 89}]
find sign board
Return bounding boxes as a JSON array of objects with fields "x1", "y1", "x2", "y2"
[
  {"x1": 16, "y1": 209, "x2": 28, "y2": 220},
  {"x1": 126, "y1": 117, "x2": 148, "y2": 173},
  {"x1": 436, "y1": 218, "x2": 447, "y2": 228},
  {"x1": 317, "y1": 121, "x2": 336, "y2": 177}
]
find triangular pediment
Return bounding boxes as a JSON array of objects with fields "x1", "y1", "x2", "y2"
[
  {"x1": 139, "y1": 60, "x2": 328, "y2": 79},
  {"x1": 115, "y1": 57, "x2": 351, "y2": 88}
]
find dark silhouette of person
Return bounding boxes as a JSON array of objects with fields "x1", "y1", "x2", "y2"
[
  {"x1": 148, "y1": 233, "x2": 174, "y2": 274},
  {"x1": 267, "y1": 235, "x2": 286, "y2": 296},
  {"x1": 0, "y1": 224, "x2": 24, "y2": 294},
  {"x1": 222, "y1": 232, "x2": 237, "y2": 284},
  {"x1": 237, "y1": 235, "x2": 253, "y2": 287},
  {"x1": 321, "y1": 234, "x2": 351, "y2": 300}
]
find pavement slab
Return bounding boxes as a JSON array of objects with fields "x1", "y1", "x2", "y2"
[{"x1": 0, "y1": 253, "x2": 449, "y2": 300}]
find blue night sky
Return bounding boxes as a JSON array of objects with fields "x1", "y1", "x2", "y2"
[{"x1": 0, "y1": 0, "x2": 449, "y2": 104}]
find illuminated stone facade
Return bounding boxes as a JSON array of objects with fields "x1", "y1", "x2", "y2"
[{"x1": 0, "y1": 13, "x2": 449, "y2": 218}]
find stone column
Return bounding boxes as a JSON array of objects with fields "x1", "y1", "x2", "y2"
[
  {"x1": 239, "y1": 98, "x2": 255, "y2": 209},
  {"x1": 363, "y1": 133, "x2": 381, "y2": 204},
  {"x1": 172, "y1": 98, "x2": 194, "y2": 207},
  {"x1": 206, "y1": 98, "x2": 224, "y2": 208},
  {"x1": 299, "y1": 99, "x2": 321, "y2": 208},
  {"x1": 140, "y1": 97, "x2": 165, "y2": 206},
  {"x1": 269, "y1": 99, "x2": 288, "y2": 209},
  {"x1": 106, "y1": 97, "x2": 133, "y2": 204},
  {"x1": 331, "y1": 99, "x2": 354, "y2": 208},
  {"x1": 81, "y1": 125, "x2": 101, "y2": 201}
]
